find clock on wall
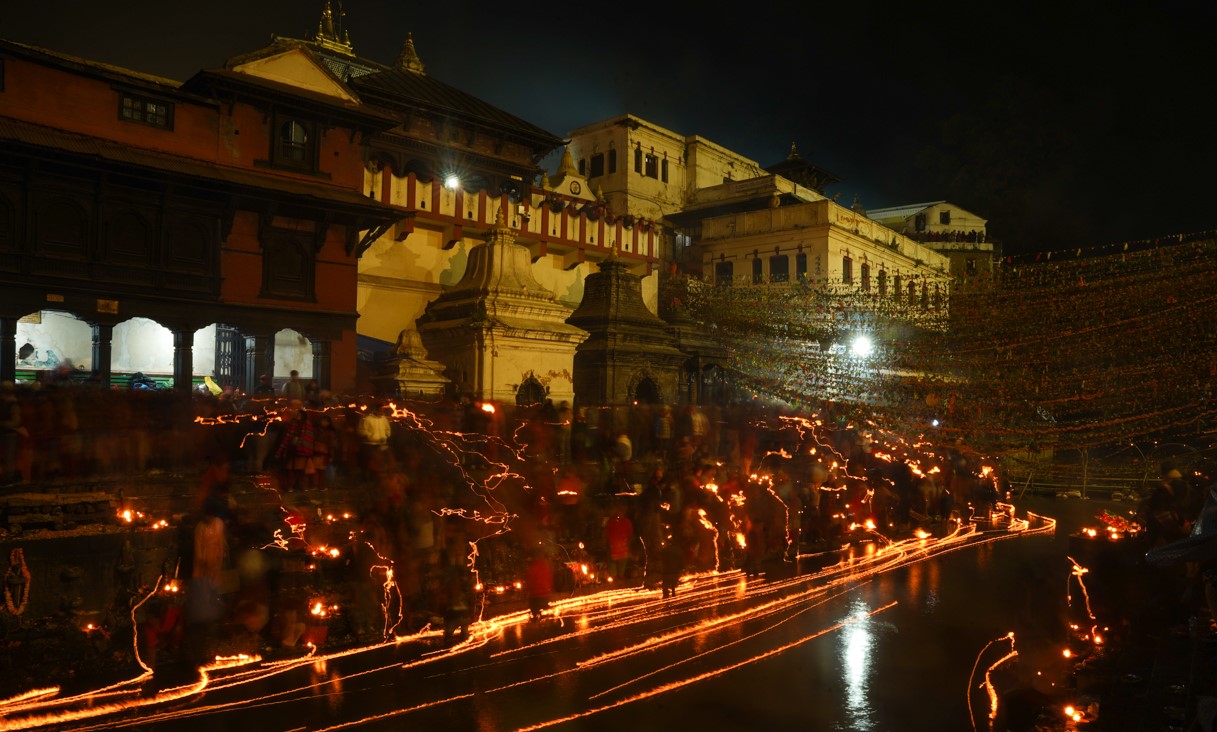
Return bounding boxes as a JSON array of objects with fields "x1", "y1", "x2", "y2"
[{"x1": 569, "y1": 181, "x2": 581, "y2": 195}]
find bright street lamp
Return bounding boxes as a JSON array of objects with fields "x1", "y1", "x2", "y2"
[{"x1": 849, "y1": 335, "x2": 874, "y2": 359}]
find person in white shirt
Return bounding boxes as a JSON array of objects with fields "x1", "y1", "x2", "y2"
[{"x1": 357, "y1": 404, "x2": 393, "y2": 480}]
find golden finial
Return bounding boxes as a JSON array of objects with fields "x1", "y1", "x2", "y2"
[
  {"x1": 557, "y1": 147, "x2": 578, "y2": 176},
  {"x1": 396, "y1": 32, "x2": 426, "y2": 74},
  {"x1": 316, "y1": 1, "x2": 335, "y2": 39},
  {"x1": 788, "y1": 142, "x2": 800, "y2": 160},
  {"x1": 313, "y1": 1, "x2": 354, "y2": 55}
]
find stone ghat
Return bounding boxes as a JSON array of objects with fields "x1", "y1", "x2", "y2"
[{"x1": 0, "y1": 492, "x2": 117, "y2": 532}]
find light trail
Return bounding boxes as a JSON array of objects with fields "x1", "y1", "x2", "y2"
[
  {"x1": 967, "y1": 632, "x2": 1018, "y2": 732},
  {"x1": 0, "y1": 401, "x2": 1061, "y2": 731},
  {"x1": 0, "y1": 506, "x2": 1053, "y2": 731},
  {"x1": 516, "y1": 602, "x2": 899, "y2": 731}
]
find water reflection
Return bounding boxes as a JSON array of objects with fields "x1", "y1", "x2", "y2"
[
  {"x1": 907, "y1": 558, "x2": 942, "y2": 614},
  {"x1": 840, "y1": 598, "x2": 876, "y2": 730}
]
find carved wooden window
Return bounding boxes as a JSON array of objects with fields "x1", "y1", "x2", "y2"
[
  {"x1": 105, "y1": 209, "x2": 153, "y2": 264},
  {"x1": 878, "y1": 269, "x2": 887, "y2": 297},
  {"x1": 795, "y1": 252, "x2": 807, "y2": 281},
  {"x1": 262, "y1": 232, "x2": 315, "y2": 301},
  {"x1": 38, "y1": 199, "x2": 88, "y2": 258},
  {"x1": 860, "y1": 262, "x2": 870, "y2": 291},
  {"x1": 589, "y1": 153, "x2": 604, "y2": 178},
  {"x1": 841, "y1": 255, "x2": 852, "y2": 284},
  {"x1": 607, "y1": 149, "x2": 617, "y2": 174},
  {"x1": 661, "y1": 159, "x2": 669, "y2": 183},
  {"x1": 751, "y1": 257, "x2": 762, "y2": 284},
  {"x1": 119, "y1": 92, "x2": 173, "y2": 129},
  {"x1": 0, "y1": 196, "x2": 13, "y2": 255}
]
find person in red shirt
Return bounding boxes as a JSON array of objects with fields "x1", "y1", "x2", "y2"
[
  {"x1": 525, "y1": 549, "x2": 554, "y2": 621},
  {"x1": 605, "y1": 502, "x2": 635, "y2": 583}
]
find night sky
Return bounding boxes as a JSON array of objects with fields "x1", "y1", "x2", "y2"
[{"x1": 6, "y1": 0, "x2": 1215, "y2": 255}]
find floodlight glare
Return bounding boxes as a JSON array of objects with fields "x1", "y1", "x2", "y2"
[
  {"x1": 444, "y1": 174, "x2": 461, "y2": 190},
  {"x1": 931, "y1": 419, "x2": 940, "y2": 427},
  {"x1": 849, "y1": 335, "x2": 874, "y2": 359}
]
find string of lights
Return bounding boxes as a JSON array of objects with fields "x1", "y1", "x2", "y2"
[{"x1": 666, "y1": 236, "x2": 1217, "y2": 453}]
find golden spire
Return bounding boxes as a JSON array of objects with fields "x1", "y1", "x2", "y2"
[
  {"x1": 396, "y1": 33, "x2": 426, "y2": 74},
  {"x1": 557, "y1": 147, "x2": 578, "y2": 177},
  {"x1": 788, "y1": 142, "x2": 800, "y2": 160},
  {"x1": 313, "y1": 1, "x2": 354, "y2": 55}
]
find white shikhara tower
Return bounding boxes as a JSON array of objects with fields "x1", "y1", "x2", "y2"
[{"x1": 416, "y1": 207, "x2": 588, "y2": 404}]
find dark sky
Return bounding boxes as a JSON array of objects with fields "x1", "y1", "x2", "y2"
[{"x1": 6, "y1": 0, "x2": 1215, "y2": 255}]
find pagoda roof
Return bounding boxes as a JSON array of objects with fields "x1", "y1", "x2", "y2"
[{"x1": 350, "y1": 68, "x2": 561, "y2": 152}]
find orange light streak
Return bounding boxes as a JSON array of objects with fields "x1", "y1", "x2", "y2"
[{"x1": 517, "y1": 602, "x2": 898, "y2": 731}]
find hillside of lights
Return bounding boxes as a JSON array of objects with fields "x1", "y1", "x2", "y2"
[{"x1": 0, "y1": 400, "x2": 1059, "y2": 731}]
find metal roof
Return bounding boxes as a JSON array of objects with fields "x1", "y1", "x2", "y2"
[
  {"x1": 0, "y1": 116, "x2": 400, "y2": 219},
  {"x1": 866, "y1": 202, "x2": 946, "y2": 221},
  {"x1": 351, "y1": 69, "x2": 561, "y2": 151}
]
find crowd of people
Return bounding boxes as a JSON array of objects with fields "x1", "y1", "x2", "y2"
[{"x1": 1, "y1": 372, "x2": 1008, "y2": 680}]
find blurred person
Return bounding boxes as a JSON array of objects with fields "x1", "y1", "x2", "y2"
[
  {"x1": 605, "y1": 502, "x2": 635, "y2": 583},
  {"x1": 303, "y1": 379, "x2": 321, "y2": 407},
  {"x1": 0, "y1": 381, "x2": 28, "y2": 484},
  {"x1": 251, "y1": 373, "x2": 276, "y2": 399},
  {"x1": 438, "y1": 550, "x2": 475, "y2": 646},
  {"x1": 275, "y1": 406, "x2": 316, "y2": 491},
  {"x1": 358, "y1": 403, "x2": 393, "y2": 481},
  {"x1": 653, "y1": 405, "x2": 673, "y2": 460},
  {"x1": 525, "y1": 547, "x2": 554, "y2": 621},
  {"x1": 312, "y1": 411, "x2": 339, "y2": 488},
  {"x1": 182, "y1": 494, "x2": 228, "y2": 669},
  {"x1": 282, "y1": 370, "x2": 306, "y2": 401},
  {"x1": 555, "y1": 465, "x2": 585, "y2": 541},
  {"x1": 556, "y1": 400, "x2": 573, "y2": 464},
  {"x1": 660, "y1": 535, "x2": 683, "y2": 599}
]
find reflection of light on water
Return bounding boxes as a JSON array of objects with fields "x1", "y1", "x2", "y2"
[{"x1": 841, "y1": 599, "x2": 875, "y2": 730}]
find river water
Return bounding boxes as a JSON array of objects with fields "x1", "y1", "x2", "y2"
[{"x1": 5, "y1": 497, "x2": 1137, "y2": 732}]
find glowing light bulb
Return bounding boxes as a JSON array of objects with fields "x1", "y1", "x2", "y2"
[{"x1": 849, "y1": 335, "x2": 873, "y2": 358}]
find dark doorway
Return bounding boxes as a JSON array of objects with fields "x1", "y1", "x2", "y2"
[
  {"x1": 516, "y1": 375, "x2": 546, "y2": 406},
  {"x1": 634, "y1": 376, "x2": 661, "y2": 405},
  {"x1": 214, "y1": 324, "x2": 246, "y2": 391}
]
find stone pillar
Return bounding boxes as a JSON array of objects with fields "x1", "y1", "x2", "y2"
[
  {"x1": 311, "y1": 340, "x2": 331, "y2": 391},
  {"x1": 244, "y1": 335, "x2": 274, "y2": 393},
  {"x1": 0, "y1": 317, "x2": 16, "y2": 384},
  {"x1": 90, "y1": 323, "x2": 113, "y2": 387},
  {"x1": 172, "y1": 329, "x2": 194, "y2": 392}
]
